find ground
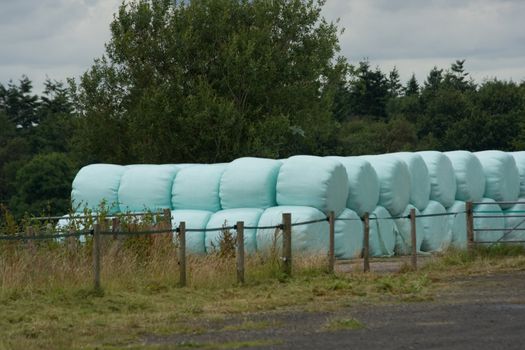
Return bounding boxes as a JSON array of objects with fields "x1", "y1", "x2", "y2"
[
  {"x1": 1, "y1": 250, "x2": 525, "y2": 350},
  {"x1": 140, "y1": 267, "x2": 525, "y2": 349}
]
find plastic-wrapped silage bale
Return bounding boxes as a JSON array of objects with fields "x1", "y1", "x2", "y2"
[
  {"x1": 475, "y1": 151, "x2": 520, "y2": 208},
  {"x1": 205, "y1": 208, "x2": 264, "y2": 253},
  {"x1": 56, "y1": 214, "x2": 88, "y2": 243},
  {"x1": 368, "y1": 206, "x2": 396, "y2": 257},
  {"x1": 447, "y1": 201, "x2": 467, "y2": 249},
  {"x1": 256, "y1": 206, "x2": 329, "y2": 253},
  {"x1": 393, "y1": 204, "x2": 424, "y2": 255},
  {"x1": 171, "y1": 210, "x2": 213, "y2": 254},
  {"x1": 389, "y1": 152, "x2": 430, "y2": 211},
  {"x1": 502, "y1": 200, "x2": 525, "y2": 242},
  {"x1": 509, "y1": 152, "x2": 525, "y2": 197},
  {"x1": 325, "y1": 156, "x2": 379, "y2": 217},
  {"x1": 360, "y1": 155, "x2": 410, "y2": 216},
  {"x1": 334, "y1": 208, "x2": 364, "y2": 259},
  {"x1": 219, "y1": 157, "x2": 282, "y2": 210},
  {"x1": 417, "y1": 151, "x2": 456, "y2": 208},
  {"x1": 473, "y1": 198, "x2": 505, "y2": 243},
  {"x1": 172, "y1": 164, "x2": 226, "y2": 212},
  {"x1": 276, "y1": 156, "x2": 348, "y2": 216},
  {"x1": 71, "y1": 164, "x2": 126, "y2": 214},
  {"x1": 444, "y1": 151, "x2": 485, "y2": 202},
  {"x1": 420, "y1": 200, "x2": 451, "y2": 252},
  {"x1": 118, "y1": 164, "x2": 179, "y2": 212}
]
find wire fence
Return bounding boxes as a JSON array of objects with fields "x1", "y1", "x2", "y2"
[{"x1": 2, "y1": 201, "x2": 525, "y2": 289}]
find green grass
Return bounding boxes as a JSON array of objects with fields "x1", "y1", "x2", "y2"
[
  {"x1": 324, "y1": 318, "x2": 365, "y2": 331},
  {"x1": 1, "y1": 243, "x2": 525, "y2": 349}
]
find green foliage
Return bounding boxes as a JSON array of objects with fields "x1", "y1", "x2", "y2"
[{"x1": 72, "y1": 0, "x2": 343, "y2": 163}]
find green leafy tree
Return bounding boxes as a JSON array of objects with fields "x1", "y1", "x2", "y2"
[
  {"x1": 9, "y1": 152, "x2": 75, "y2": 218},
  {"x1": 72, "y1": 0, "x2": 344, "y2": 163},
  {"x1": 405, "y1": 74, "x2": 419, "y2": 96}
]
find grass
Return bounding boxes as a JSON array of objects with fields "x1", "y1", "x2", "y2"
[
  {"x1": 1, "y1": 240, "x2": 524, "y2": 350},
  {"x1": 323, "y1": 318, "x2": 365, "y2": 331}
]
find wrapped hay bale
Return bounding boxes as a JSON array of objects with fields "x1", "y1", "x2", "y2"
[
  {"x1": 325, "y1": 156, "x2": 379, "y2": 217},
  {"x1": 368, "y1": 206, "x2": 396, "y2": 257},
  {"x1": 502, "y1": 200, "x2": 525, "y2": 243},
  {"x1": 276, "y1": 156, "x2": 348, "y2": 216},
  {"x1": 360, "y1": 155, "x2": 410, "y2": 216},
  {"x1": 71, "y1": 164, "x2": 126, "y2": 214},
  {"x1": 334, "y1": 208, "x2": 364, "y2": 259},
  {"x1": 475, "y1": 151, "x2": 520, "y2": 208},
  {"x1": 393, "y1": 204, "x2": 424, "y2": 255},
  {"x1": 171, "y1": 210, "x2": 213, "y2": 254},
  {"x1": 118, "y1": 164, "x2": 180, "y2": 212},
  {"x1": 509, "y1": 152, "x2": 525, "y2": 197},
  {"x1": 473, "y1": 198, "x2": 505, "y2": 243},
  {"x1": 205, "y1": 208, "x2": 264, "y2": 253},
  {"x1": 389, "y1": 152, "x2": 430, "y2": 211},
  {"x1": 445, "y1": 151, "x2": 485, "y2": 202},
  {"x1": 172, "y1": 164, "x2": 226, "y2": 212},
  {"x1": 256, "y1": 206, "x2": 329, "y2": 253},
  {"x1": 420, "y1": 200, "x2": 451, "y2": 252},
  {"x1": 219, "y1": 157, "x2": 282, "y2": 209},
  {"x1": 418, "y1": 151, "x2": 456, "y2": 208},
  {"x1": 447, "y1": 201, "x2": 467, "y2": 249}
]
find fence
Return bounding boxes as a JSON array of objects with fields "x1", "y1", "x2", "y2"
[{"x1": 1, "y1": 200, "x2": 524, "y2": 290}]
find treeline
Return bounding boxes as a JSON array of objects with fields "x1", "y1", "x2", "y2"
[{"x1": 1, "y1": 0, "x2": 524, "y2": 223}]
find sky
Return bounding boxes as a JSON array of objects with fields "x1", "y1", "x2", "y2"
[{"x1": 1, "y1": 0, "x2": 524, "y2": 92}]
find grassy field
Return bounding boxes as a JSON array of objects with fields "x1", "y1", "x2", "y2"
[{"x1": 1, "y1": 242, "x2": 524, "y2": 350}]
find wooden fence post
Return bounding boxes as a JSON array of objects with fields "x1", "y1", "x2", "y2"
[
  {"x1": 282, "y1": 213, "x2": 292, "y2": 277},
  {"x1": 236, "y1": 221, "x2": 245, "y2": 284},
  {"x1": 410, "y1": 208, "x2": 417, "y2": 270},
  {"x1": 328, "y1": 211, "x2": 335, "y2": 274},
  {"x1": 93, "y1": 223, "x2": 101, "y2": 291},
  {"x1": 178, "y1": 222, "x2": 187, "y2": 287},
  {"x1": 363, "y1": 213, "x2": 370, "y2": 273},
  {"x1": 466, "y1": 201, "x2": 474, "y2": 252},
  {"x1": 26, "y1": 226, "x2": 36, "y2": 254}
]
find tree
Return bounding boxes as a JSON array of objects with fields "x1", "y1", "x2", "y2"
[
  {"x1": 405, "y1": 74, "x2": 419, "y2": 96},
  {"x1": 9, "y1": 152, "x2": 74, "y2": 217},
  {"x1": 73, "y1": 0, "x2": 344, "y2": 163},
  {"x1": 387, "y1": 67, "x2": 403, "y2": 98}
]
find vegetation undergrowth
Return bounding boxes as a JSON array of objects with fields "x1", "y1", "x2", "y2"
[{"x1": 0, "y1": 240, "x2": 524, "y2": 349}]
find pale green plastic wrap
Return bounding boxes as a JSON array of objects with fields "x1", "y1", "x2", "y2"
[
  {"x1": 71, "y1": 164, "x2": 126, "y2": 213},
  {"x1": 420, "y1": 200, "x2": 451, "y2": 252},
  {"x1": 475, "y1": 151, "x2": 520, "y2": 208},
  {"x1": 369, "y1": 206, "x2": 396, "y2": 257},
  {"x1": 447, "y1": 201, "x2": 467, "y2": 249},
  {"x1": 276, "y1": 156, "x2": 348, "y2": 216},
  {"x1": 334, "y1": 208, "x2": 364, "y2": 259},
  {"x1": 389, "y1": 152, "x2": 430, "y2": 211},
  {"x1": 445, "y1": 151, "x2": 485, "y2": 202},
  {"x1": 256, "y1": 206, "x2": 329, "y2": 253},
  {"x1": 171, "y1": 210, "x2": 213, "y2": 254},
  {"x1": 205, "y1": 208, "x2": 264, "y2": 253},
  {"x1": 360, "y1": 155, "x2": 410, "y2": 216},
  {"x1": 325, "y1": 156, "x2": 379, "y2": 216},
  {"x1": 219, "y1": 157, "x2": 282, "y2": 209},
  {"x1": 418, "y1": 151, "x2": 456, "y2": 208},
  {"x1": 172, "y1": 164, "x2": 226, "y2": 212},
  {"x1": 393, "y1": 204, "x2": 424, "y2": 255},
  {"x1": 473, "y1": 198, "x2": 505, "y2": 243},
  {"x1": 118, "y1": 164, "x2": 180, "y2": 212},
  {"x1": 509, "y1": 152, "x2": 525, "y2": 197},
  {"x1": 502, "y1": 200, "x2": 525, "y2": 242}
]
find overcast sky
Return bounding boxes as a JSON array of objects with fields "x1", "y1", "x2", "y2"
[{"x1": 1, "y1": 0, "x2": 524, "y2": 92}]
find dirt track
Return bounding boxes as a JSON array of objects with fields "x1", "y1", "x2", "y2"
[{"x1": 144, "y1": 271, "x2": 525, "y2": 349}]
